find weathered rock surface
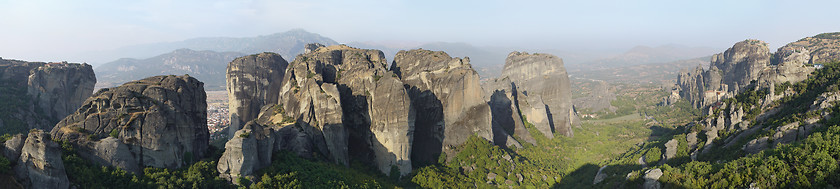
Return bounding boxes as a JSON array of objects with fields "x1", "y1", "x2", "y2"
[
  {"x1": 217, "y1": 121, "x2": 275, "y2": 183},
  {"x1": 506, "y1": 52, "x2": 574, "y2": 138},
  {"x1": 2, "y1": 134, "x2": 26, "y2": 162},
  {"x1": 743, "y1": 136, "x2": 770, "y2": 154},
  {"x1": 663, "y1": 139, "x2": 678, "y2": 161},
  {"x1": 593, "y1": 165, "x2": 608, "y2": 185},
  {"x1": 268, "y1": 44, "x2": 413, "y2": 176},
  {"x1": 0, "y1": 59, "x2": 96, "y2": 131},
  {"x1": 27, "y1": 63, "x2": 96, "y2": 123},
  {"x1": 643, "y1": 168, "x2": 663, "y2": 189},
  {"x1": 51, "y1": 75, "x2": 208, "y2": 173},
  {"x1": 226, "y1": 52, "x2": 288, "y2": 139},
  {"x1": 13, "y1": 129, "x2": 69, "y2": 189},
  {"x1": 391, "y1": 49, "x2": 492, "y2": 164},
  {"x1": 369, "y1": 76, "x2": 415, "y2": 176}
]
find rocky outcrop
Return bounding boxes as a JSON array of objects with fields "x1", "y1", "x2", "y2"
[
  {"x1": 391, "y1": 49, "x2": 492, "y2": 164},
  {"x1": 486, "y1": 78, "x2": 534, "y2": 146},
  {"x1": 12, "y1": 129, "x2": 70, "y2": 189},
  {"x1": 217, "y1": 121, "x2": 275, "y2": 184},
  {"x1": 0, "y1": 59, "x2": 96, "y2": 132},
  {"x1": 27, "y1": 63, "x2": 96, "y2": 124},
  {"x1": 663, "y1": 139, "x2": 678, "y2": 162},
  {"x1": 485, "y1": 52, "x2": 576, "y2": 140},
  {"x1": 676, "y1": 34, "x2": 840, "y2": 109},
  {"x1": 51, "y1": 75, "x2": 208, "y2": 173},
  {"x1": 226, "y1": 52, "x2": 288, "y2": 139},
  {"x1": 2, "y1": 134, "x2": 25, "y2": 162},
  {"x1": 643, "y1": 168, "x2": 663, "y2": 189},
  {"x1": 269, "y1": 45, "x2": 413, "y2": 176},
  {"x1": 369, "y1": 76, "x2": 415, "y2": 176}
]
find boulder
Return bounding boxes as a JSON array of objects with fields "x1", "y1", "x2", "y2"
[
  {"x1": 593, "y1": 165, "x2": 608, "y2": 185},
  {"x1": 2, "y1": 134, "x2": 26, "y2": 162},
  {"x1": 226, "y1": 52, "x2": 288, "y2": 139},
  {"x1": 643, "y1": 169, "x2": 663, "y2": 189},
  {"x1": 51, "y1": 75, "x2": 208, "y2": 173},
  {"x1": 13, "y1": 129, "x2": 69, "y2": 189},
  {"x1": 217, "y1": 121, "x2": 276, "y2": 184},
  {"x1": 663, "y1": 139, "x2": 679, "y2": 161},
  {"x1": 743, "y1": 136, "x2": 770, "y2": 154}
]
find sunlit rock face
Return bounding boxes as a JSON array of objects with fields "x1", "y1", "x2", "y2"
[
  {"x1": 51, "y1": 75, "x2": 208, "y2": 174},
  {"x1": 226, "y1": 52, "x2": 288, "y2": 139}
]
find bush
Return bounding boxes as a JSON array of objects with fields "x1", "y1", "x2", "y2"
[
  {"x1": 645, "y1": 147, "x2": 662, "y2": 165},
  {"x1": 109, "y1": 129, "x2": 119, "y2": 138},
  {"x1": 0, "y1": 156, "x2": 10, "y2": 174}
]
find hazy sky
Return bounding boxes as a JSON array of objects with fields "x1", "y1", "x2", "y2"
[{"x1": 1, "y1": 0, "x2": 839, "y2": 62}]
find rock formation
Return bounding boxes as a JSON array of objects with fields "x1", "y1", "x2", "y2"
[
  {"x1": 27, "y1": 63, "x2": 96, "y2": 123},
  {"x1": 484, "y1": 51, "x2": 576, "y2": 141},
  {"x1": 230, "y1": 44, "x2": 415, "y2": 177},
  {"x1": 675, "y1": 33, "x2": 840, "y2": 109},
  {"x1": 10, "y1": 129, "x2": 70, "y2": 189},
  {"x1": 0, "y1": 59, "x2": 96, "y2": 132},
  {"x1": 391, "y1": 49, "x2": 493, "y2": 164},
  {"x1": 217, "y1": 121, "x2": 276, "y2": 183},
  {"x1": 643, "y1": 168, "x2": 663, "y2": 189},
  {"x1": 226, "y1": 52, "x2": 288, "y2": 139},
  {"x1": 51, "y1": 75, "x2": 208, "y2": 173}
]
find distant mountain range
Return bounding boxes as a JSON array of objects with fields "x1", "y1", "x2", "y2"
[
  {"x1": 95, "y1": 49, "x2": 244, "y2": 90},
  {"x1": 94, "y1": 29, "x2": 338, "y2": 90},
  {"x1": 85, "y1": 29, "x2": 338, "y2": 65}
]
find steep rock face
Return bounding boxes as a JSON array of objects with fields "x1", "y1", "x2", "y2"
[
  {"x1": 490, "y1": 52, "x2": 575, "y2": 138},
  {"x1": 226, "y1": 52, "x2": 288, "y2": 139},
  {"x1": 2, "y1": 134, "x2": 25, "y2": 162},
  {"x1": 217, "y1": 121, "x2": 275, "y2": 183},
  {"x1": 51, "y1": 75, "x2": 208, "y2": 173},
  {"x1": 710, "y1": 40, "x2": 771, "y2": 92},
  {"x1": 391, "y1": 49, "x2": 493, "y2": 164},
  {"x1": 27, "y1": 63, "x2": 96, "y2": 125},
  {"x1": 262, "y1": 44, "x2": 414, "y2": 176},
  {"x1": 13, "y1": 129, "x2": 69, "y2": 189},
  {"x1": 485, "y1": 77, "x2": 534, "y2": 146},
  {"x1": 0, "y1": 59, "x2": 96, "y2": 132},
  {"x1": 369, "y1": 76, "x2": 415, "y2": 176}
]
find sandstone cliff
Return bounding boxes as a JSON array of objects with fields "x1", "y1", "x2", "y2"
[
  {"x1": 0, "y1": 59, "x2": 96, "y2": 132},
  {"x1": 391, "y1": 49, "x2": 494, "y2": 164},
  {"x1": 226, "y1": 52, "x2": 288, "y2": 139},
  {"x1": 6, "y1": 129, "x2": 70, "y2": 189},
  {"x1": 485, "y1": 52, "x2": 576, "y2": 140},
  {"x1": 27, "y1": 63, "x2": 96, "y2": 124},
  {"x1": 224, "y1": 44, "x2": 416, "y2": 177},
  {"x1": 51, "y1": 75, "x2": 208, "y2": 173}
]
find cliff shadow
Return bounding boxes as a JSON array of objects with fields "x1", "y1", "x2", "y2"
[
  {"x1": 489, "y1": 89, "x2": 516, "y2": 147},
  {"x1": 336, "y1": 84, "x2": 376, "y2": 165},
  {"x1": 405, "y1": 85, "x2": 444, "y2": 167},
  {"x1": 555, "y1": 163, "x2": 649, "y2": 188}
]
